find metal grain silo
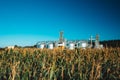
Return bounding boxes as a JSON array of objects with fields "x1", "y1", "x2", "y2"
[
  {"x1": 36, "y1": 41, "x2": 46, "y2": 49},
  {"x1": 81, "y1": 42, "x2": 87, "y2": 48},
  {"x1": 40, "y1": 44, "x2": 45, "y2": 49},
  {"x1": 37, "y1": 43, "x2": 45, "y2": 49},
  {"x1": 48, "y1": 43, "x2": 53, "y2": 49},
  {"x1": 68, "y1": 43, "x2": 75, "y2": 50},
  {"x1": 77, "y1": 41, "x2": 88, "y2": 48}
]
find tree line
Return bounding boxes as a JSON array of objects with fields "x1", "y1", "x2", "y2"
[{"x1": 100, "y1": 40, "x2": 120, "y2": 48}]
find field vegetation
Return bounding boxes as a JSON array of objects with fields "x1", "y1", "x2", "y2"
[{"x1": 0, "y1": 48, "x2": 119, "y2": 80}]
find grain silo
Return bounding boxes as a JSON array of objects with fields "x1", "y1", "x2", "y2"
[
  {"x1": 36, "y1": 42, "x2": 46, "y2": 49},
  {"x1": 77, "y1": 41, "x2": 88, "y2": 48},
  {"x1": 68, "y1": 42, "x2": 75, "y2": 50},
  {"x1": 47, "y1": 43, "x2": 54, "y2": 49}
]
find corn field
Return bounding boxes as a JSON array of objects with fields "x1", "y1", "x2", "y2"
[{"x1": 0, "y1": 48, "x2": 119, "y2": 80}]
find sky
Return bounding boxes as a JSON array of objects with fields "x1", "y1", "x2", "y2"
[{"x1": 0, "y1": 0, "x2": 120, "y2": 47}]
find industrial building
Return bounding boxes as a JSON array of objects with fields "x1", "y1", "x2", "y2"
[{"x1": 36, "y1": 31, "x2": 103, "y2": 50}]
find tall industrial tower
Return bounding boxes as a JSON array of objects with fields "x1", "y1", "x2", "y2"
[
  {"x1": 59, "y1": 31, "x2": 64, "y2": 43},
  {"x1": 95, "y1": 34, "x2": 100, "y2": 48}
]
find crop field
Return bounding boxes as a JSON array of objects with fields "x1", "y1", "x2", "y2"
[{"x1": 0, "y1": 48, "x2": 119, "y2": 80}]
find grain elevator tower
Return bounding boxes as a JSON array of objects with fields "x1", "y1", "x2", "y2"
[
  {"x1": 59, "y1": 31, "x2": 64, "y2": 43},
  {"x1": 95, "y1": 34, "x2": 100, "y2": 48}
]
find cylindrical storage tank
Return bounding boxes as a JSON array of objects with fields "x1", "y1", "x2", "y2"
[
  {"x1": 69, "y1": 43, "x2": 75, "y2": 50},
  {"x1": 48, "y1": 43, "x2": 53, "y2": 49},
  {"x1": 37, "y1": 43, "x2": 40, "y2": 48},
  {"x1": 81, "y1": 42, "x2": 87, "y2": 48},
  {"x1": 40, "y1": 44, "x2": 45, "y2": 49},
  {"x1": 100, "y1": 44, "x2": 103, "y2": 48},
  {"x1": 37, "y1": 44, "x2": 45, "y2": 49}
]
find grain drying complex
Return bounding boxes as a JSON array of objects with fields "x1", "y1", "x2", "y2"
[{"x1": 36, "y1": 31, "x2": 103, "y2": 50}]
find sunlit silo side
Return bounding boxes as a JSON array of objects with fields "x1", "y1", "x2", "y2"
[
  {"x1": 100, "y1": 44, "x2": 103, "y2": 48},
  {"x1": 36, "y1": 42, "x2": 46, "y2": 49},
  {"x1": 48, "y1": 43, "x2": 53, "y2": 49},
  {"x1": 37, "y1": 44, "x2": 45, "y2": 49},
  {"x1": 81, "y1": 42, "x2": 87, "y2": 48},
  {"x1": 40, "y1": 44, "x2": 45, "y2": 49},
  {"x1": 68, "y1": 43, "x2": 75, "y2": 50},
  {"x1": 77, "y1": 41, "x2": 88, "y2": 48}
]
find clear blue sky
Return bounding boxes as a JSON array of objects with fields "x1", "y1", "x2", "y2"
[{"x1": 0, "y1": 0, "x2": 120, "y2": 47}]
